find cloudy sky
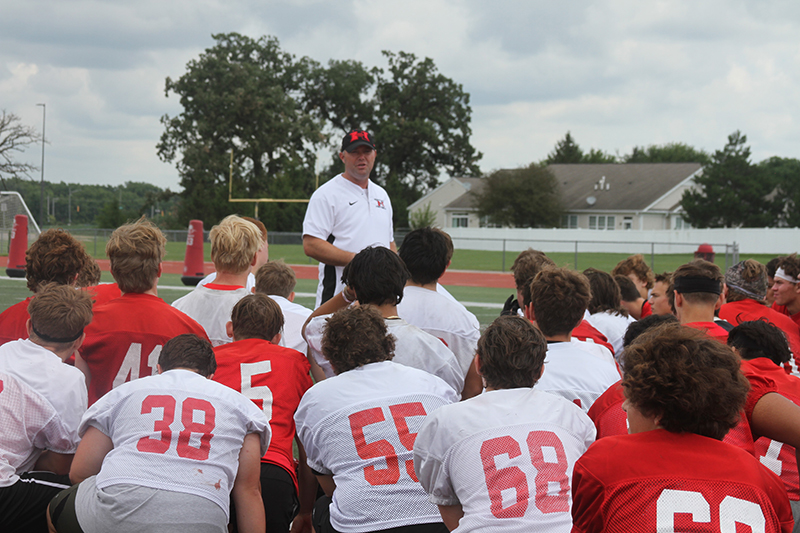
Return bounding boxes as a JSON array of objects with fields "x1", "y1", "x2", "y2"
[{"x1": 2, "y1": 0, "x2": 799, "y2": 192}]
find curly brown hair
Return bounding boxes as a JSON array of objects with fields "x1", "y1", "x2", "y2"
[
  {"x1": 777, "y1": 254, "x2": 800, "y2": 281},
  {"x1": 76, "y1": 258, "x2": 102, "y2": 288},
  {"x1": 622, "y1": 323, "x2": 749, "y2": 440},
  {"x1": 611, "y1": 254, "x2": 655, "y2": 291},
  {"x1": 321, "y1": 305, "x2": 396, "y2": 374},
  {"x1": 530, "y1": 267, "x2": 591, "y2": 337},
  {"x1": 25, "y1": 229, "x2": 89, "y2": 292},
  {"x1": 28, "y1": 282, "x2": 93, "y2": 348},
  {"x1": 230, "y1": 293, "x2": 284, "y2": 341},
  {"x1": 511, "y1": 249, "x2": 556, "y2": 307},
  {"x1": 477, "y1": 315, "x2": 547, "y2": 389},
  {"x1": 106, "y1": 217, "x2": 166, "y2": 293}
]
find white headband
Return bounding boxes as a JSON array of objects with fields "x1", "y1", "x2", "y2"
[{"x1": 775, "y1": 267, "x2": 798, "y2": 284}]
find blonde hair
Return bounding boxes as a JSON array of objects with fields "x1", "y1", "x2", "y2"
[
  {"x1": 106, "y1": 217, "x2": 166, "y2": 293},
  {"x1": 210, "y1": 215, "x2": 262, "y2": 274}
]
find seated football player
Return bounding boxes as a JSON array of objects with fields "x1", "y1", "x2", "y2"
[
  {"x1": 75, "y1": 218, "x2": 208, "y2": 404},
  {"x1": 611, "y1": 253, "x2": 654, "y2": 301},
  {"x1": 0, "y1": 284, "x2": 92, "y2": 533},
  {"x1": 173, "y1": 215, "x2": 262, "y2": 346},
  {"x1": 507, "y1": 249, "x2": 615, "y2": 360},
  {"x1": 213, "y1": 293, "x2": 315, "y2": 533},
  {"x1": 396, "y1": 227, "x2": 481, "y2": 376},
  {"x1": 571, "y1": 324, "x2": 793, "y2": 533},
  {"x1": 48, "y1": 334, "x2": 270, "y2": 533},
  {"x1": 672, "y1": 259, "x2": 731, "y2": 341},
  {"x1": 525, "y1": 267, "x2": 620, "y2": 412},
  {"x1": 253, "y1": 260, "x2": 312, "y2": 354},
  {"x1": 729, "y1": 320, "x2": 800, "y2": 528},
  {"x1": 295, "y1": 305, "x2": 458, "y2": 533},
  {"x1": 413, "y1": 315, "x2": 595, "y2": 533},
  {"x1": 76, "y1": 258, "x2": 121, "y2": 307},
  {"x1": 583, "y1": 268, "x2": 635, "y2": 357},
  {"x1": 615, "y1": 274, "x2": 651, "y2": 320},
  {"x1": 720, "y1": 260, "x2": 800, "y2": 375},
  {"x1": 0, "y1": 228, "x2": 89, "y2": 346},
  {"x1": 772, "y1": 254, "x2": 800, "y2": 327},
  {"x1": 197, "y1": 216, "x2": 269, "y2": 292},
  {"x1": 303, "y1": 246, "x2": 468, "y2": 397}
]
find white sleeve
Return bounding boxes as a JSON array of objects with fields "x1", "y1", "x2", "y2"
[
  {"x1": 294, "y1": 390, "x2": 333, "y2": 476},
  {"x1": 413, "y1": 411, "x2": 459, "y2": 506},
  {"x1": 302, "y1": 189, "x2": 335, "y2": 241},
  {"x1": 304, "y1": 315, "x2": 335, "y2": 378}
]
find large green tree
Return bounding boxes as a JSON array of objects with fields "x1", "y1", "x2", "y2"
[
  {"x1": 157, "y1": 33, "x2": 321, "y2": 229},
  {"x1": 625, "y1": 142, "x2": 710, "y2": 165},
  {"x1": 545, "y1": 132, "x2": 616, "y2": 164},
  {"x1": 681, "y1": 131, "x2": 780, "y2": 227},
  {"x1": 762, "y1": 156, "x2": 800, "y2": 227},
  {"x1": 474, "y1": 164, "x2": 563, "y2": 228},
  {"x1": 159, "y1": 37, "x2": 482, "y2": 229}
]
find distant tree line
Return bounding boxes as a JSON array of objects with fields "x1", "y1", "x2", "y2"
[{"x1": 1, "y1": 177, "x2": 181, "y2": 229}]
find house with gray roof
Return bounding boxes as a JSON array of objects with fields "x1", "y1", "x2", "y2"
[{"x1": 408, "y1": 163, "x2": 703, "y2": 231}]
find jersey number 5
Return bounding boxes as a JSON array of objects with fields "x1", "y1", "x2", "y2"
[
  {"x1": 480, "y1": 431, "x2": 570, "y2": 518},
  {"x1": 137, "y1": 395, "x2": 216, "y2": 460},
  {"x1": 349, "y1": 402, "x2": 426, "y2": 486}
]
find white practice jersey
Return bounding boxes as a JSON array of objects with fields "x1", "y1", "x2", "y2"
[
  {"x1": 270, "y1": 294, "x2": 312, "y2": 354},
  {"x1": 304, "y1": 315, "x2": 464, "y2": 395},
  {"x1": 172, "y1": 285, "x2": 251, "y2": 346},
  {"x1": 398, "y1": 286, "x2": 480, "y2": 374},
  {"x1": 295, "y1": 361, "x2": 458, "y2": 533},
  {"x1": 80, "y1": 369, "x2": 270, "y2": 518},
  {"x1": 534, "y1": 342, "x2": 621, "y2": 413},
  {"x1": 302, "y1": 174, "x2": 394, "y2": 307},
  {"x1": 436, "y1": 284, "x2": 480, "y2": 330},
  {"x1": 197, "y1": 271, "x2": 256, "y2": 292},
  {"x1": 0, "y1": 339, "x2": 87, "y2": 483},
  {"x1": 585, "y1": 311, "x2": 635, "y2": 357},
  {"x1": 0, "y1": 372, "x2": 80, "y2": 486},
  {"x1": 569, "y1": 338, "x2": 616, "y2": 366},
  {"x1": 414, "y1": 388, "x2": 596, "y2": 533}
]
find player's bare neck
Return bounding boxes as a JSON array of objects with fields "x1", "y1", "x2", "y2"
[
  {"x1": 787, "y1": 297, "x2": 800, "y2": 316},
  {"x1": 406, "y1": 281, "x2": 438, "y2": 292},
  {"x1": 545, "y1": 333, "x2": 572, "y2": 343},
  {"x1": 677, "y1": 305, "x2": 716, "y2": 325},
  {"x1": 375, "y1": 304, "x2": 399, "y2": 318},
  {"x1": 213, "y1": 271, "x2": 249, "y2": 287}
]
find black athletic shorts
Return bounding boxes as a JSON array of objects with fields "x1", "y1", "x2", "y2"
[{"x1": 0, "y1": 471, "x2": 70, "y2": 533}]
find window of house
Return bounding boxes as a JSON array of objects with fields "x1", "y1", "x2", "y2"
[
  {"x1": 451, "y1": 213, "x2": 469, "y2": 228},
  {"x1": 623, "y1": 216, "x2": 633, "y2": 230},
  {"x1": 479, "y1": 215, "x2": 500, "y2": 228},
  {"x1": 674, "y1": 216, "x2": 692, "y2": 230},
  {"x1": 589, "y1": 215, "x2": 614, "y2": 230},
  {"x1": 562, "y1": 214, "x2": 578, "y2": 229}
]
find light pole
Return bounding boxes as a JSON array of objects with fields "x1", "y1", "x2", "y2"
[
  {"x1": 68, "y1": 185, "x2": 78, "y2": 225},
  {"x1": 36, "y1": 103, "x2": 46, "y2": 226}
]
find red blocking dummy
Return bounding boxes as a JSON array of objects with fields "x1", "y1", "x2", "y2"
[
  {"x1": 6, "y1": 215, "x2": 28, "y2": 278},
  {"x1": 181, "y1": 219, "x2": 204, "y2": 286}
]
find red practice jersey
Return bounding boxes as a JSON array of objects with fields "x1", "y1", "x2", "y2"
[
  {"x1": 572, "y1": 320, "x2": 615, "y2": 355},
  {"x1": 720, "y1": 299, "x2": 800, "y2": 375},
  {"x1": 640, "y1": 301, "x2": 652, "y2": 319},
  {"x1": 79, "y1": 293, "x2": 209, "y2": 404},
  {"x1": 587, "y1": 380, "x2": 756, "y2": 455},
  {"x1": 745, "y1": 357, "x2": 800, "y2": 501},
  {"x1": 213, "y1": 338, "x2": 313, "y2": 490},
  {"x1": 83, "y1": 282, "x2": 122, "y2": 307},
  {"x1": 773, "y1": 305, "x2": 800, "y2": 329},
  {"x1": 0, "y1": 298, "x2": 31, "y2": 346},
  {"x1": 684, "y1": 321, "x2": 729, "y2": 343},
  {"x1": 572, "y1": 430, "x2": 793, "y2": 533}
]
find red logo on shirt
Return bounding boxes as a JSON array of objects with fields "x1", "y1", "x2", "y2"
[{"x1": 375, "y1": 199, "x2": 386, "y2": 209}]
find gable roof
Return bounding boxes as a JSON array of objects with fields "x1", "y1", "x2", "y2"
[
  {"x1": 549, "y1": 163, "x2": 702, "y2": 211},
  {"x1": 445, "y1": 177, "x2": 485, "y2": 209}
]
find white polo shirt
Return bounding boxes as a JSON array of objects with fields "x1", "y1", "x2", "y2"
[{"x1": 303, "y1": 174, "x2": 394, "y2": 307}]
